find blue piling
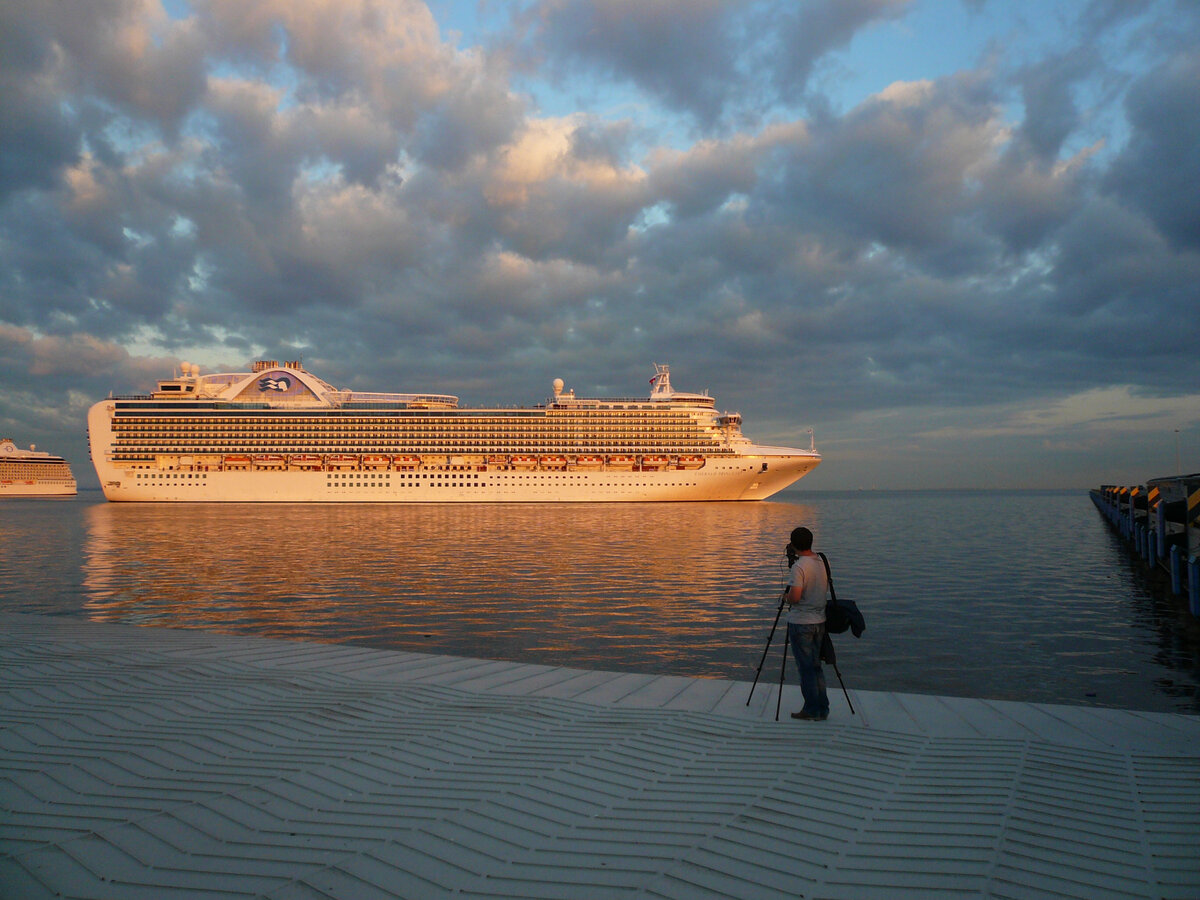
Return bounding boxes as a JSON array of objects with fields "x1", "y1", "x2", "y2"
[
  {"x1": 1156, "y1": 502, "x2": 1167, "y2": 561},
  {"x1": 1190, "y1": 557, "x2": 1200, "y2": 618},
  {"x1": 1092, "y1": 480, "x2": 1199, "y2": 619}
]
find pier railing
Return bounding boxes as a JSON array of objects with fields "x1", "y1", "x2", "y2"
[{"x1": 1091, "y1": 475, "x2": 1200, "y2": 617}]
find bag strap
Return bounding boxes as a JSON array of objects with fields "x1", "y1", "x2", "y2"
[{"x1": 817, "y1": 552, "x2": 837, "y2": 603}]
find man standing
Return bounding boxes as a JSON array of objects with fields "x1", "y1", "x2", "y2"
[{"x1": 785, "y1": 526, "x2": 830, "y2": 721}]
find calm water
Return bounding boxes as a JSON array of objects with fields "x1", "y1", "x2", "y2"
[{"x1": 3, "y1": 490, "x2": 1198, "y2": 713}]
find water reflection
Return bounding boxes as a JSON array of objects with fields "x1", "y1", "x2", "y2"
[
  {"x1": 82, "y1": 501, "x2": 814, "y2": 678},
  {"x1": 59, "y1": 491, "x2": 1200, "y2": 711}
]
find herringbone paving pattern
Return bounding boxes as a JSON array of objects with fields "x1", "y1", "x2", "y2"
[{"x1": 1, "y1": 614, "x2": 1198, "y2": 899}]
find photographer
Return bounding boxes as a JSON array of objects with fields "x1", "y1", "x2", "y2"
[{"x1": 784, "y1": 526, "x2": 830, "y2": 721}]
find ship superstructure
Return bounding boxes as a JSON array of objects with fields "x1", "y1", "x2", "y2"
[
  {"x1": 87, "y1": 361, "x2": 820, "y2": 502},
  {"x1": 0, "y1": 439, "x2": 77, "y2": 497}
]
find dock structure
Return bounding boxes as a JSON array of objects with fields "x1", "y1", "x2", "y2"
[
  {"x1": 2, "y1": 612, "x2": 1199, "y2": 900},
  {"x1": 1092, "y1": 474, "x2": 1200, "y2": 615}
]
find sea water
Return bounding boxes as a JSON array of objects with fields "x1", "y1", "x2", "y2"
[{"x1": 3, "y1": 489, "x2": 1197, "y2": 713}]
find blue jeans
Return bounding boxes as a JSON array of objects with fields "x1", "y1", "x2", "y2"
[{"x1": 788, "y1": 623, "x2": 829, "y2": 716}]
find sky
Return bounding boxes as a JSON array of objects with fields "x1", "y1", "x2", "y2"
[{"x1": 1, "y1": 0, "x2": 1198, "y2": 491}]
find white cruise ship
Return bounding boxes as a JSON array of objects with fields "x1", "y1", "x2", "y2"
[
  {"x1": 87, "y1": 361, "x2": 820, "y2": 502},
  {"x1": 0, "y1": 438, "x2": 77, "y2": 497}
]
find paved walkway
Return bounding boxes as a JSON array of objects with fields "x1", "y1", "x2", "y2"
[{"x1": 1, "y1": 612, "x2": 1198, "y2": 899}]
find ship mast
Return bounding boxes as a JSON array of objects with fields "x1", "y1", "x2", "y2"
[{"x1": 649, "y1": 364, "x2": 672, "y2": 399}]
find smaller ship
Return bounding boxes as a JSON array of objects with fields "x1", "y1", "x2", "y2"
[{"x1": 0, "y1": 438, "x2": 77, "y2": 497}]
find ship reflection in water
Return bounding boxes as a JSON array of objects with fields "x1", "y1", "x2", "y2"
[
  {"x1": 63, "y1": 490, "x2": 1200, "y2": 711},
  {"x1": 82, "y1": 500, "x2": 812, "y2": 679}
]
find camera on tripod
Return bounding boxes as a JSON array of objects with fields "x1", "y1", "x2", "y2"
[{"x1": 785, "y1": 543, "x2": 798, "y2": 567}]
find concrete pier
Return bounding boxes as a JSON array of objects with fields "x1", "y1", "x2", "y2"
[{"x1": 2, "y1": 612, "x2": 1198, "y2": 899}]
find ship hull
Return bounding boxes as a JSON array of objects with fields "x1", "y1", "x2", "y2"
[
  {"x1": 91, "y1": 455, "x2": 819, "y2": 502},
  {"x1": 0, "y1": 482, "x2": 77, "y2": 497}
]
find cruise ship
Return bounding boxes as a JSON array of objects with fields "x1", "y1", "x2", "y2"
[
  {"x1": 0, "y1": 438, "x2": 77, "y2": 497},
  {"x1": 87, "y1": 361, "x2": 820, "y2": 502}
]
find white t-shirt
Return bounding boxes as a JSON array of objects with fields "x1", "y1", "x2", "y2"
[{"x1": 785, "y1": 554, "x2": 828, "y2": 626}]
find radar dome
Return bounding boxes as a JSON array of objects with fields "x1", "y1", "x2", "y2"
[{"x1": 552, "y1": 378, "x2": 564, "y2": 394}]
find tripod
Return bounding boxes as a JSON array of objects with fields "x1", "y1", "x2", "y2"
[
  {"x1": 746, "y1": 589, "x2": 790, "y2": 721},
  {"x1": 747, "y1": 589, "x2": 855, "y2": 721}
]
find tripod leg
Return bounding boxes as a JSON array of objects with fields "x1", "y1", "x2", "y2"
[
  {"x1": 747, "y1": 593, "x2": 787, "y2": 706},
  {"x1": 832, "y1": 662, "x2": 855, "y2": 715},
  {"x1": 775, "y1": 626, "x2": 789, "y2": 722}
]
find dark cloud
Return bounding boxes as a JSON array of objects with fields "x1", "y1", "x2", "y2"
[
  {"x1": 0, "y1": 1, "x2": 207, "y2": 140},
  {"x1": 646, "y1": 128, "x2": 779, "y2": 219},
  {"x1": 1078, "y1": 0, "x2": 1159, "y2": 37},
  {"x1": 772, "y1": 74, "x2": 1005, "y2": 262},
  {"x1": 1012, "y1": 47, "x2": 1098, "y2": 163},
  {"x1": 515, "y1": 0, "x2": 911, "y2": 129},
  {"x1": 770, "y1": 0, "x2": 912, "y2": 99},
  {"x1": 515, "y1": 0, "x2": 744, "y2": 127},
  {"x1": 0, "y1": 6, "x2": 83, "y2": 199},
  {"x1": 1105, "y1": 47, "x2": 1200, "y2": 251}
]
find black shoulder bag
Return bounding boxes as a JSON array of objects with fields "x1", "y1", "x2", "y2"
[{"x1": 818, "y1": 552, "x2": 865, "y2": 638}]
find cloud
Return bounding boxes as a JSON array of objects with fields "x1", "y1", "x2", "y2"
[
  {"x1": 919, "y1": 385, "x2": 1200, "y2": 440},
  {"x1": 197, "y1": 0, "x2": 524, "y2": 165},
  {"x1": 1011, "y1": 46, "x2": 1098, "y2": 163},
  {"x1": 514, "y1": 0, "x2": 745, "y2": 127},
  {"x1": 770, "y1": 74, "x2": 1013, "y2": 260},
  {"x1": 647, "y1": 123, "x2": 805, "y2": 219},
  {"x1": 0, "y1": 324, "x2": 171, "y2": 383},
  {"x1": 770, "y1": 0, "x2": 912, "y2": 99},
  {"x1": 515, "y1": 0, "x2": 911, "y2": 128},
  {"x1": 0, "y1": 0, "x2": 1198, "y2": 490},
  {"x1": 1105, "y1": 46, "x2": 1200, "y2": 251}
]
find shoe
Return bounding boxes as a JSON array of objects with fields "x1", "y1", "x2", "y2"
[{"x1": 790, "y1": 711, "x2": 828, "y2": 721}]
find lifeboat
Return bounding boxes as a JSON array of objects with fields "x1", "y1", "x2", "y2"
[
  {"x1": 510, "y1": 455, "x2": 538, "y2": 469},
  {"x1": 606, "y1": 454, "x2": 635, "y2": 469},
  {"x1": 222, "y1": 455, "x2": 252, "y2": 469},
  {"x1": 289, "y1": 454, "x2": 323, "y2": 469},
  {"x1": 640, "y1": 455, "x2": 669, "y2": 469},
  {"x1": 326, "y1": 454, "x2": 360, "y2": 470},
  {"x1": 361, "y1": 454, "x2": 391, "y2": 469},
  {"x1": 392, "y1": 455, "x2": 422, "y2": 469},
  {"x1": 253, "y1": 454, "x2": 287, "y2": 469},
  {"x1": 573, "y1": 455, "x2": 604, "y2": 468},
  {"x1": 539, "y1": 455, "x2": 567, "y2": 469},
  {"x1": 676, "y1": 455, "x2": 705, "y2": 469}
]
